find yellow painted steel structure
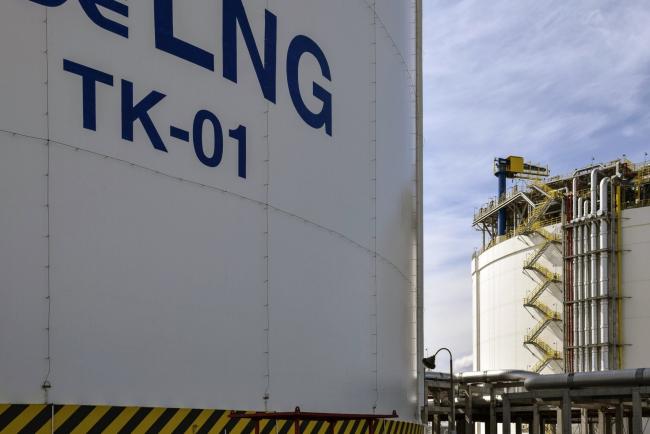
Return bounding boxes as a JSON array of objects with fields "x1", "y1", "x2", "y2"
[
  {"x1": 519, "y1": 189, "x2": 563, "y2": 373},
  {"x1": 0, "y1": 405, "x2": 424, "y2": 434},
  {"x1": 507, "y1": 156, "x2": 525, "y2": 174}
]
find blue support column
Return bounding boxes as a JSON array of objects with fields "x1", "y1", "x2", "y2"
[{"x1": 497, "y1": 170, "x2": 507, "y2": 235}]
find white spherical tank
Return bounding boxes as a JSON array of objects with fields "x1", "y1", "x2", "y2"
[{"x1": 0, "y1": 0, "x2": 419, "y2": 426}]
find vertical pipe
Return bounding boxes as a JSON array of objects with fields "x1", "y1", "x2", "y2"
[
  {"x1": 589, "y1": 169, "x2": 600, "y2": 370},
  {"x1": 563, "y1": 195, "x2": 572, "y2": 371},
  {"x1": 572, "y1": 178, "x2": 579, "y2": 371},
  {"x1": 591, "y1": 225, "x2": 600, "y2": 371},
  {"x1": 576, "y1": 197, "x2": 584, "y2": 372},
  {"x1": 598, "y1": 177, "x2": 610, "y2": 370},
  {"x1": 583, "y1": 199, "x2": 591, "y2": 370},
  {"x1": 591, "y1": 169, "x2": 599, "y2": 212}
]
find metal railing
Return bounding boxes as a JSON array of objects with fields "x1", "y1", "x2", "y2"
[
  {"x1": 523, "y1": 261, "x2": 561, "y2": 281},
  {"x1": 473, "y1": 187, "x2": 523, "y2": 222},
  {"x1": 523, "y1": 280, "x2": 552, "y2": 306}
]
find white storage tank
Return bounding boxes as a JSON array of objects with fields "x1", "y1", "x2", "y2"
[
  {"x1": 472, "y1": 161, "x2": 650, "y2": 375},
  {"x1": 0, "y1": 0, "x2": 422, "y2": 431},
  {"x1": 620, "y1": 206, "x2": 650, "y2": 368},
  {"x1": 472, "y1": 224, "x2": 564, "y2": 374}
]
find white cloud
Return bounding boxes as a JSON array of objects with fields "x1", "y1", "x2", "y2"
[
  {"x1": 454, "y1": 354, "x2": 474, "y2": 372},
  {"x1": 423, "y1": 0, "x2": 650, "y2": 365}
]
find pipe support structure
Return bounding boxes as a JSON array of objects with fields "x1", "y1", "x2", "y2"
[{"x1": 598, "y1": 177, "x2": 611, "y2": 370}]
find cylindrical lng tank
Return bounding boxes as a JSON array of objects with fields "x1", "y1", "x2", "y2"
[
  {"x1": 0, "y1": 0, "x2": 421, "y2": 429},
  {"x1": 472, "y1": 198, "x2": 650, "y2": 375},
  {"x1": 620, "y1": 206, "x2": 650, "y2": 368},
  {"x1": 472, "y1": 224, "x2": 564, "y2": 374}
]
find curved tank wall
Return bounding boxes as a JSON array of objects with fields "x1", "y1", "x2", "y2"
[
  {"x1": 472, "y1": 225, "x2": 564, "y2": 374},
  {"x1": 0, "y1": 0, "x2": 418, "y2": 421},
  {"x1": 473, "y1": 206, "x2": 650, "y2": 374},
  {"x1": 620, "y1": 206, "x2": 650, "y2": 369}
]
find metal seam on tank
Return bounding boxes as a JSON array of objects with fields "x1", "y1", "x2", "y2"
[
  {"x1": 412, "y1": 0, "x2": 428, "y2": 423},
  {"x1": 262, "y1": 0, "x2": 271, "y2": 410},
  {"x1": 0, "y1": 131, "x2": 410, "y2": 284},
  {"x1": 362, "y1": 0, "x2": 415, "y2": 89},
  {"x1": 370, "y1": 0, "x2": 379, "y2": 410},
  {"x1": 42, "y1": 6, "x2": 53, "y2": 403},
  {"x1": 263, "y1": 26, "x2": 271, "y2": 407}
]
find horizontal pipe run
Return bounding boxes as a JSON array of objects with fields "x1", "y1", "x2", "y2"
[
  {"x1": 524, "y1": 368, "x2": 650, "y2": 389},
  {"x1": 454, "y1": 370, "x2": 539, "y2": 384}
]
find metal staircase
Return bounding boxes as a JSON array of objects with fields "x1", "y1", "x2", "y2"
[
  {"x1": 516, "y1": 184, "x2": 561, "y2": 235},
  {"x1": 524, "y1": 336, "x2": 562, "y2": 373},
  {"x1": 519, "y1": 187, "x2": 563, "y2": 373}
]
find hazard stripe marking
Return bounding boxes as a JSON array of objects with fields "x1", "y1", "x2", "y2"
[
  {"x1": 87, "y1": 406, "x2": 124, "y2": 434},
  {"x1": 3, "y1": 405, "x2": 44, "y2": 434},
  {"x1": 0, "y1": 404, "x2": 424, "y2": 434},
  {"x1": 17, "y1": 405, "x2": 54, "y2": 434},
  {"x1": 262, "y1": 419, "x2": 278, "y2": 434},
  {"x1": 56, "y1": 405, "x2": 94, "y2": 433},
  {"x1": 145, "y1": 407, "x2": 178, "y2": 433},
  {"x1": 171, "y1": 408, "x2": 202, "y2": 434},
  {"x1": 187, "y1": 409, "x2": 213, "y2": 433},
  {"x1": 117, "y1": 406, "x2": 153, "y2": 434},
  {"x1": 0, "y1": 405, "x2": 28, "y2": 431},
  {"x1": 70, "y1": 405, "x2": 111, "y2": 434},
  {"x1": 102, "y1": 406, "x2": 139, "y2": 433}
]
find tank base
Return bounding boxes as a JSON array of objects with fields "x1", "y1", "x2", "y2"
[{"x1": 0, "y1": 404, "x2": 424, "y2": 434}]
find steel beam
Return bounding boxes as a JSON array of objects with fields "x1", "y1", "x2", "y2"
[
  {"x1": 632, "y1": 389, "x2": 642, "y2": 434},
  {"x1": 533, "y1": 405, "x2": 541, "y2": 434},
  {"x1": 561, "y1": 391, "x2": 572, "y2": 434},
  {"x1": 466, "y1": 389, "x2": 475, "y2": 434},
  {"x1": 615, "y1": 403, "x2": 623, "y2": 434},
  {"x1": 503, "y1": 396, "x2": 511, "y2": 434}
]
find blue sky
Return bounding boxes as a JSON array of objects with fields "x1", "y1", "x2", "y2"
[{"x1": 422, "y1": 0, "x2": 650, "y2": 371}]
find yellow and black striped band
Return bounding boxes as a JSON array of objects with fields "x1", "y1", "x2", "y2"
[{"x1": 0, "y1": 405, "x2": 425, "y2": 434}]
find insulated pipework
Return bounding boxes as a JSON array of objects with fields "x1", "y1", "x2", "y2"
[
  {"x1": 572, "y1": 178, "x2": 579, "y2": 372},
  {"x1": 583, "y1": 198, "x2": 591, "y2": 371},
  {"x1": 599, "y1": 177, "x2": 611, "y2": 370},
  {"x1": 577, "y1": 197, "x2": 584, "y2": 371},
  {"x1": 590, "y1": 169, "x2": 600, "y2": 370}
]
